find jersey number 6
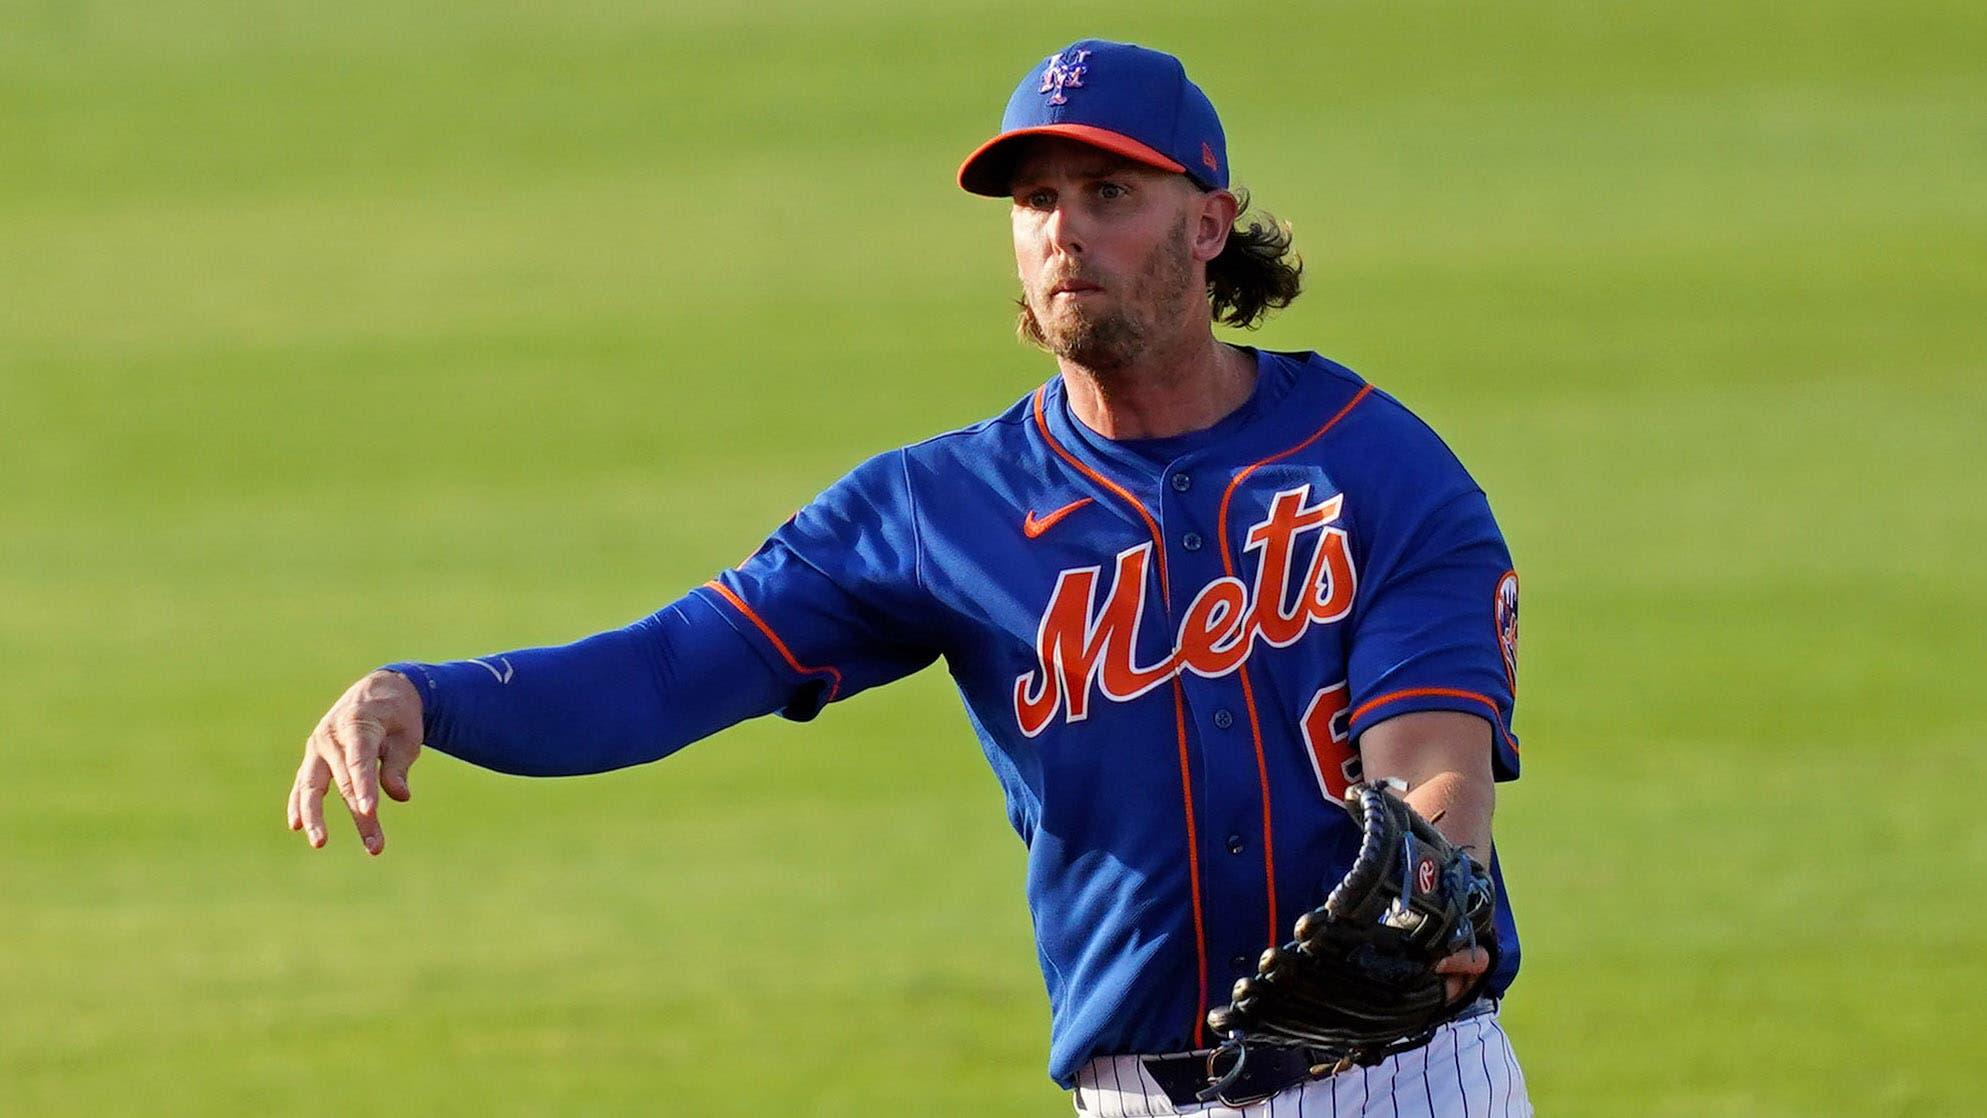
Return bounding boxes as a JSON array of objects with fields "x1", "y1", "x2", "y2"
[{"x1": 1300, "y1": 682, "x2": 1359, "y2": 801}]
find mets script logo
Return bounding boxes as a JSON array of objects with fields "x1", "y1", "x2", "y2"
[
  {"x1": 1014, "y1": 484, "x2": 1356, "y2": 737},
  {"x1": 1039, "y1": 49, "x2": 1091, "y2": 105}
]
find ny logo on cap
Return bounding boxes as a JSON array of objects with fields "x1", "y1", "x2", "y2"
[{"x1": 1039, "y1": 49, "x2": 1091, "y2": 105}]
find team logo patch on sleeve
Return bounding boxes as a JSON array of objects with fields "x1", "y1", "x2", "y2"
[{"x1": 1494, "y1": 570, "x2": 1520, "y2": 692}]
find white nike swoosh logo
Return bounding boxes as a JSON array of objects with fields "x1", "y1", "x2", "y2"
[{"x1": 472, "y1": 656, "x2": 514, "y2": 684}]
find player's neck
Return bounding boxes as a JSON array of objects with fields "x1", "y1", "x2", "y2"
[{"x1": 1060, "y1": 333, "x2": 1256, "y2": 442}]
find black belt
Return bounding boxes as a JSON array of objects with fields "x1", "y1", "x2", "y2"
[
  {"x1": 1137, "y1": 1046, "x2": 1329, "y2": 1109},
  {"x1": 1130, "y1": 999, "x2": 1498, "y2": 1110}
]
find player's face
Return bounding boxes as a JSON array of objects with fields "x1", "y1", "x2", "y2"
[{"x1": 1008, "y1": 140, "x2": 1209, "y2": 371}]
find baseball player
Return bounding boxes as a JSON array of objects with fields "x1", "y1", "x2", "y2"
[{"x1": 287, "y1": 40, "x2": 1531, "y2": 1115}]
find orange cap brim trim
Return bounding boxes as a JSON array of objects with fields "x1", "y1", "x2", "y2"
[{"x1": 956, "y1": 124, "x2": 1187, "y2": 196}]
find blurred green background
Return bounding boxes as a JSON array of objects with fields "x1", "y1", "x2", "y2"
[{"x1": 4, "y1": 1, "x2": 1983, "y2": 1114}]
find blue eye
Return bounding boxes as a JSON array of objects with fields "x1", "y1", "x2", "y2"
[{"x1": 1097, "y1": 182, "x2": 1128, "y2": 200}]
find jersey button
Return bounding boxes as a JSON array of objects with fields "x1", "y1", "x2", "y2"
[
  {"x1": 1212, "y1": 709, "x2": 1234, "y2": 730},
  {"x1": 1227, "y1": 834, "x2": 1246, "y2": 855},
  {"x1": 1171, "y1": 472, "x2": 1191, "y2": 492},
  {"x1": 1182, "y1": 532, "x2": 1203, "y2": 551},
  {"x1": 1230, "y1": 953, "x2": 1251, "y2": 972}
]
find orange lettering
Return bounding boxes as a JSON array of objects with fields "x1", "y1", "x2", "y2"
[
  {"x1": 1014, "y1": 487, "x2": 1360, "y2": 736},
  {"x1": 1245, "y1": 489, "x2": 1337, "y2": 647},
  {"x1": 1303, "y1": 513, "x2": 1356, "y2": 624},
  {"x1": 1175, "y1": 577, "x2": 1250, "y2": 677},
  {"x1": 1013, "y1": 545, "x2": 1174, "y2": 736}
]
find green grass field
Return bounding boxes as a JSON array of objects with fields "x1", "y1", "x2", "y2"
[{"x1": 4, "y1": 2, "x2": 1984, "y2": 1113}]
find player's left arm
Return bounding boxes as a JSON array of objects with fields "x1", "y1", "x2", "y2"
[
  {"x1": 1358, "y1": 710, "x2": 1494, "y2": 860},
  {"x1": 1359, "y1": 709, "x2": 1497, "y2": 1003},
  {"x1": 1333, "y1": 400, "x2": 1522, "y2": 1002}
]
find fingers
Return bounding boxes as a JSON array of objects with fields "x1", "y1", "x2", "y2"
[
  {"x1": 309, "y1": 717, "x2": 363, "y2": 822},
  {"x1": 1435, "y1": 945, "x2": 1490, "y2": 1004},
  {"x1": 290, "y1": 672, "x2": 425, "y2": 855},
  {"x1": 297, "y1": 755, "x2": 331, "y2": 848},
  {"x1": 334, "y1": 711, "x2": 385, "y2": 817},
  {"x1": 1434, "y1": 946, "x2": 1490, "y2": 976},
  {"x1": 333, "y1": 709, "x2": 402, "y2": 856},
  {"x1": 346, "y1": 792, "x2": 385, "y2": 857},
  {"x1": 379, "y1": 734, "x2": 420, "y2": 804},
  {"x1": 321, "y1": 717, "x2": 387, "y2": 857},
  {"x1": 292, "y1": 742, "x2": 386, "y2": 854}
]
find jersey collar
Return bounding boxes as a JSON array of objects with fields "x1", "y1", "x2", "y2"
[{"x1": 1043, "y1": 346, "x2": 1311, "y2": 484}]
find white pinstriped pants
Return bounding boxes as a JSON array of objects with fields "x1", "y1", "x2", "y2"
[{"x1": 1070, "y1": 1011, "x2": 1531, "y2": 1117}]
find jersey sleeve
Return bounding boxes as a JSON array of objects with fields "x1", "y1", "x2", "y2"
[
  {"x1": 384, "y1": 449, "x2": 939, "y2": 775},
  {"x1": 695, "y1": 447, "x2": 942, "y2": 721},
  {"x1": 1340, "y1": 409, "x2": 1521, "y2": 779},
  {"x1": 386, "y1": 592, "x2": 795, "y2": 777}
]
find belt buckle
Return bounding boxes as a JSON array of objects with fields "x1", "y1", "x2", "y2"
[
  {"x1": 1197, "y1": 1040, "x2": 1332, "y2": 1108},
  {"x1": 1201, "y1": 1043, "x2": 1273, "y2": 1107}
]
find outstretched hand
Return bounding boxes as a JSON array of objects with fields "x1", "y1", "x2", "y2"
[{"x1": 287, "y1": 670, "x2": 423, "y2": 855}]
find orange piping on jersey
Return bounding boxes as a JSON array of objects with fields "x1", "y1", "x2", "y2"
[
  {"x1": 1172, "y1": 676, "x2": 1210, "y2": 1048},
  {"x1": 703, "y1": 580, "x2": 845, "y2": 702},
  {"x1": 1031, "y1": 383, "x2": 1205, "y2": 1045},
  {"x1": 1212, "y1": 381, "x2": 1373, "y2": 955},
  {"x1": 1032, "y1": 387, "x2": 1171, "y2": 601},
  {"x1": 1233, "y1": 666, "x2": 1280, "y2": 946},
  {"x1": 1349, "y1": 686, "x2": 1520, "y2": 754},
  {"x1": 1214, "y1": 383, "x2": 1374, "y2": 562}
]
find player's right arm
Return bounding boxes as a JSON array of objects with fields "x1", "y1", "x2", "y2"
[
  {"x1": 286, "y1": 594, "x2": 796, "y2": 855},
  {"x1": 286, "y1": 448, "x2": 939, "y2": 856}
]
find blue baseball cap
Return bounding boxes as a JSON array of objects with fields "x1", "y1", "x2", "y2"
[{"x1": 957, "y1": 39, "x2": 1229, "y2": 197}]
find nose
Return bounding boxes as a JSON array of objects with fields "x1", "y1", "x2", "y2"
[{"x1": 1045, "y1": 201, "x2": 1085, "y2": 257}]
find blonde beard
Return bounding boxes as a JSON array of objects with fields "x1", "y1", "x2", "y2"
[{"x1": 1016, "y1": 215, "x2": 1196, "y2": 373}]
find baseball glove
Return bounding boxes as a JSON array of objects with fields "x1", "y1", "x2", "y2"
[{"x1": 1200, "y1": 780, "x2": 1497, "y2": 1101}]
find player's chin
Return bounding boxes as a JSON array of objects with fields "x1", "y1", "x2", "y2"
[{"x1": 1042, "y1": 301, "x2": 1110, "y2": 340}]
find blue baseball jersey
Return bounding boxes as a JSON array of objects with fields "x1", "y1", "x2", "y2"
[{"x1": 391, "y1": 346, "x2": 1523, "y2": 1088}]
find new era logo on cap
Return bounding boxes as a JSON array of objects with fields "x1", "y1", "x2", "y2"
[{"x1": 957, "y1": 39, "x2": 1230, "y2": 196}]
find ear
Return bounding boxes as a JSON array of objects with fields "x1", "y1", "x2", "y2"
[{"x1": 1191, "y1": 189, "x2": 1241, "y2": 264}]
